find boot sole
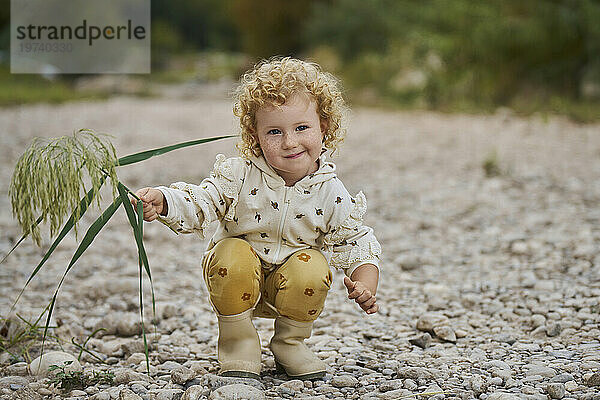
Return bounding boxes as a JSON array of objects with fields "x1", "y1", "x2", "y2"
[
  {"x1": 220, "y1": 370, "x2": 261, "y2": 380},
  {"x1": 275, "y1": 361, "x2": 326, "y2": 380}
]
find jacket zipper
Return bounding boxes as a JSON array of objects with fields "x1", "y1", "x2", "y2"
[{"x1": 273, "y1": 186, "x2": 291, "y2": 263}]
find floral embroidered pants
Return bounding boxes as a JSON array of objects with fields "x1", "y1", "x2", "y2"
[{"x1": 202, "y1": 238, "x2": 332, "y2": 322}]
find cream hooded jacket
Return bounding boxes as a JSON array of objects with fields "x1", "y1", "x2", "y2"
[{"x1": 157, "y1": 153, "x2": 381, "y2": 278}]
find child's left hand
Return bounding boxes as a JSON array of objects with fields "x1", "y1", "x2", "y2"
[{"x1": 343, "y1": 276, "x2": 379, "y2": 315}]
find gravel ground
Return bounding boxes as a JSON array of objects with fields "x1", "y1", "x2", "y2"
[{"x1": 1, "y1": 83, "x2": 599, "y2": 400}]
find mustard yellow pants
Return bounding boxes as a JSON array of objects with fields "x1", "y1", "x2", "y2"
[{"x1": 202, "y1": 238, "x2": 332, "y2": 322}]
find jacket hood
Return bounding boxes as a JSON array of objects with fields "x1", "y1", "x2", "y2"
[{"x1": 249, "y1": 151, "x2": 337, "y2": 190}]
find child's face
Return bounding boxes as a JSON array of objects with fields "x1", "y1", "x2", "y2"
[{"x1": 254, "y1": 92, "x2": 326, "y2": 186}]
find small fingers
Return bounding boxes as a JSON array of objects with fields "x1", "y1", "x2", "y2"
[
  {"x1": 365, "y1": 303, "x2": 379, "y2": 315},
  {"x1": 360, "y1": 296, "x2": 377, "y2": 309},
  {"x1": 348, "y1": 288, "x2": 364, "y2": 300},
  {"x1": 354, "y1": 290, "x2": 373, "y2": 304}
]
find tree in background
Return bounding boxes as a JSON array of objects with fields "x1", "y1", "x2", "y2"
[{"x1": 228, "y1": 0, "x2": 313, "y2": 58}]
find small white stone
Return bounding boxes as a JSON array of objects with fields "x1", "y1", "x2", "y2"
[{"x1": 29, "y1": 351, "x2": 82, "y2": 377}]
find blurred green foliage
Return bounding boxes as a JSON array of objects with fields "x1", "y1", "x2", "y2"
[{"x1": 0, "y1": 0, "x2": 598, "y2": 120}]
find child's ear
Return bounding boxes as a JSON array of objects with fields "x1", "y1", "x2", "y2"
[{"x1": 320, "y1": 119, "x2": 328, "y2": 139}]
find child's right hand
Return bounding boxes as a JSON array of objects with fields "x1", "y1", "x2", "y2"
[{"x1": 131, "y1": 187, "x2": 166, "y2": 222}]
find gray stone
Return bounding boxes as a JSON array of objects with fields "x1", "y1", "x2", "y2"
[
  {"x1": 119, "y1": 388, "x2": 143, "y2": 400},
  {"x1": 208, "y1": 384, "x2": 265, "y2": 400},
  {"x1": 433, "y1": 325, "x2": 457, "y2": 343},
  {"x1": 280, "y1": 379, "x2": 305, "y2": 391},
  {"x1": 483, "y1": 360, "x2": 511, "y2": 371},
  {"x1": 487, "y1": 393, "x2": 520, "y2": 400},
  {"x1": 493, "y1": 334, "x2": 516, "y2": 345},
  {"x1": 156, "y1": 388, "x2": 185, "y2": 400},
  {"x1": 171, "y1": 366, "x2": 196, "y2": 385},
  {"x1": 546, "y1": 383, "x2": 565, "y2": 399},
  {"x1": 331, "y1": 375, "x2": 359, "y2": 388},
  {"x1": 416, "y1": 313, "x2": 449, "y2": 333},
  {"x1": 586, "y1": 372, "x2": 600, "y2": 386},
  {"x1": 4, "y1": 363, "x2": 29, "y2": 376},
  {"x1": 523, "y1": 365, "x2": 556, "y2": 378},
  {"x1": 531, "y1": 314, "x2": 546, "y2": 328},
  {"x1": 182, "y1": 385, "x2": 209, "y2": 400},
  {"x1": 546, "y1": 322, "x2": 562, "y2": 337},
  {"x1": 396, "y1": 367, "x2": 434, "y2": 380},
  {"x1": 202, "y1": 374, "x2": 265, "y2": 391},
  {"x1": 403, "y1": 379, "x2": 417, "y2": 391},
  {"x1": 564, "y1": 380, "x2": 577, "y2": 391},
  {"x1": 470, "y1": 375, "x2": 488, "y2": 395},
  {"x1": 378, "y1": 389, "x2": 414, "y2": 400},
  {"x1": 551, "y1": 374, "x2": 574, "y2": 383},
  {"x1": 489, "y1": 377, "x2": 503, "y2": 386},
  {"x1": 29, "y1": 352, "x2": 82, "y2": 377},
  {"x1": 113, "y1": 369, "x2": 150, "y2": 384},
  {"x1": 409, "y1": 333, "x2": 432, "y2": 349},
  {"x1": 378, "y1": 379, "x2": 403, "y2": 392},
  {"x1": 91, "y1": 392, "x2": 111, "y2": 400}
]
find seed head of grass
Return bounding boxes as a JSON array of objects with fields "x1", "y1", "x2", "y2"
[{"x1": 9, "y1": 129, "x2": 119, "y2": 245}]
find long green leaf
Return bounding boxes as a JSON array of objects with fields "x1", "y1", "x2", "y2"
[
  {"x1": 136, "y1": 201, "x2": 150, "y2": 374},
  {"x1": 10, "y1": 180, "x2": 105, "y2": 311},
  {"x1": 116, "y1": 135, "x2": 234, "y2": 166},
  {"x1": 118, "y1": 184, "x2": 153, "y2": 291},
  {"x1": 42, "y1": 195, "x2": 123, "y2": 352},
  {"x1": 119, "y1": 184, "x2": 155, "y2": 374}
]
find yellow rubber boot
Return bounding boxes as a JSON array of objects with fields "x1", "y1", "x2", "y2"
[
  {"x1": 217, "y1": 308, "x2": 262, "y2": 379},
  {"x1": 269, "y1": 316, "x2": 327, "y2": 380}
]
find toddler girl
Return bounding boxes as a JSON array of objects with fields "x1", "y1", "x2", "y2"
[{"x1": 133, "y1": 57, "x2": 381, "y2": 380}]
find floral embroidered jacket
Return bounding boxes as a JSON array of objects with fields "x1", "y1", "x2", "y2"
[{"x1": 157, "y1": 153, "x2": 381, "y2": 277}]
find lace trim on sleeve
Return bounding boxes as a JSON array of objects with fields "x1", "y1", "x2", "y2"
[
  {"x1": 330, "y1": 239, "x2": 382, "y2": 271},
  {"x1": 211, "y1": 154, "x2": 240, "y2": 221},
  {"x1": 324, "y1": 191, "x2": 367, "y2": 246}
]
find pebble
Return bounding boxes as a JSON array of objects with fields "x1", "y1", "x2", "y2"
[
  {"x1": 546, "y1": 322, "x2": 562, "y2": 337},
  {"x1": 379, "y1": 379, "x2": 403, "y2": 392},
  {"x1": 487, "y1": 392, "x2": 520, "y2": 400},
  {"x1": 202, "y1": 374, "x2": 265, "y2": 391},
  {"x1": 4, "y1": 362, "x2": 29, "y2": 376},
  {"x1": 524, "y1": 365, "x2": 557, "y2": 378},
  {"x1": 331, "y1": 375, "x2": 359, "y2": 388},
  {"x1": 396, "y1": 367, "x2": 434, "y2": 380},
  {"x1": 181, "y1": 385, "x2": 209, "y2": 400},
  {"x1": 416, "y1": 313, "x2": 449, "y2": 333},
  {"x1": 403, "y1": 379, "x2": 417, "y2": 391},
  {"x1": 171, "y1": 366, "x2": 196, "y2": 385},
  {"x1": 408, "y1": 332, "x2": 432, "y2": 349},
  {"x1": 586, "y1": 373, "x2": 600, "y2": 386},
  {"x1": 546, "y1": 383, "x2": 566, "y2": 399},
  {"x1": 155, "y1": 388, "x2": 185, "y2": 400},
  {"x1": 208, "y1": 384, "x2": 265, "y2": 400},
  {"x1": 119, "y1": 388, "x2": 142, "y2": 400},
  {"x1": 29, "y1": 352, "x2": 82, "y2": 377},
  {"x1": 564, "y1": 380, "x2": 578, "y2": 391},
  {"x1": 551, "y1": 373, "x2": 575, "y2": 383},
  {"x1": 433, "y1": 325, "x2": 457, "y2": 343}
]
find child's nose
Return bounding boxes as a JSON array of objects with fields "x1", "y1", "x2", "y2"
[{"x1": 282, "y1": 132, "x2": 298, "y2": 148}]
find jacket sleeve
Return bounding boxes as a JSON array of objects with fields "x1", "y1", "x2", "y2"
[
  {"x1": 156, "y1": 154, "x2": 245, "y2": 239},
  {"x1": 323, "y1": 191, "x2": 382, "y2": 278}
]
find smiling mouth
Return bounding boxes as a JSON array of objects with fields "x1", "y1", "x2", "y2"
[{"x1": 285, "y1": 151, "x2": 305, "y2": 159}]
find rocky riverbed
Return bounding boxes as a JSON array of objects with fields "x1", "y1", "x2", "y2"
[{"x1": 1, "y1": 84, "x2": 599, "y2": 399}]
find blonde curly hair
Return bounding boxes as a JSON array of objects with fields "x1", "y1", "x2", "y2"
[{"x1": 233, "y1": 57, "x2": 348, "y2": 158}]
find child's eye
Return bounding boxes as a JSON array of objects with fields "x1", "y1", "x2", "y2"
[
  {"x1": 267, "y1": 129, "x2": 282, "y2": 135},
  {"x1": 296, "y1": 125, "x2": 309, "y2": 132}
]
